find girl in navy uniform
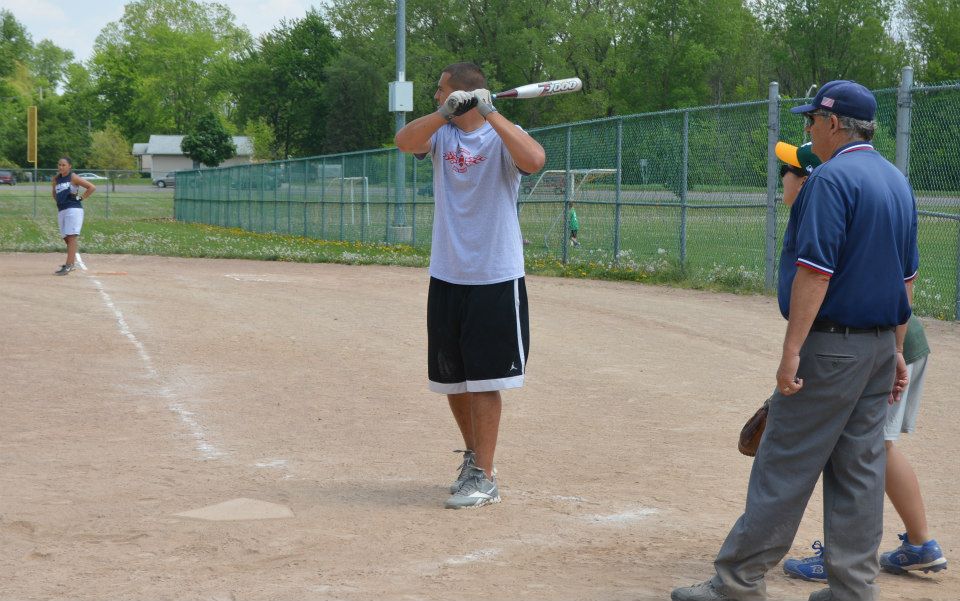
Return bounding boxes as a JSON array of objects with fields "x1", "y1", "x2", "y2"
[{"x1": 51, "y1": 157, "x2": 95, "y2": 275}]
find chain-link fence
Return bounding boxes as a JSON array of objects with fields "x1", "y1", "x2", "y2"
[
  {"x1": 166, "y1": 72, "x2": 954, "y2": 321},
  {"x1": 0, "y1": 169, "x2": 173, "y2": 222}
]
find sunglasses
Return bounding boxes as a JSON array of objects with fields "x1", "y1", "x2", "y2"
[
  {"x1": 804, "y1": 110, "x2": 832, "y2": 127},
  {"x1": 780, "y1": 164, "x2": 806, "y2": 178}
]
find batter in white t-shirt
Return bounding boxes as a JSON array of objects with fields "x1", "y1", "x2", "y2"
[
  {"x1": 395, "y1": 62, "x2": 546, "y2": 511},
  {"x1": 425, "y1": 121, "x2": 525, "y2": 285}
]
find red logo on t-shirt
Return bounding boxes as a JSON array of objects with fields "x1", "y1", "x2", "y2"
[{"x1": 444, "y1": 149, "x2": 486, "y2": 173}]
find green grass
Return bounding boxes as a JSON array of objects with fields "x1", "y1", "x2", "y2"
[
  {"x1": 539, "y1": 200, "x2": 958, "y2": 319},
  {"x1": 2, "y1": 188, "x2": 956, "y2": 319},
  {"x1": 0, "y1": 215, "x2": 431, "y2": 266}
]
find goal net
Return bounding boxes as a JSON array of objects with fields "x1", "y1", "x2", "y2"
[
  {"x1": 323, "y1": 176, "x2": 370, "y2": 225},
  {"x1": 520, "y1": 169, "x2": 617, "y2": 199},
  {"x1": 517, "y1": 169, "x2": 617, "y2": 250}
]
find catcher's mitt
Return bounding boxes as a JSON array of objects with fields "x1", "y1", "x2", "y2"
[{"x1": 738, "y1": 397, "x2": 771, "y2": 457}]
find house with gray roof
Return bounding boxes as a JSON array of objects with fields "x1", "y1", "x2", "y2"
[
  {"x1": 131, "y1": 143, "x2": 151, "y2": 172},
  {"x1": 132, "y1": 135, "x2": 253, "y2": 179}
]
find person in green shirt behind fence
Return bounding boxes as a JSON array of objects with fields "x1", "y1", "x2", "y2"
[{"x1": 568, "y1": 202, "x2": 580, "y2": 247}]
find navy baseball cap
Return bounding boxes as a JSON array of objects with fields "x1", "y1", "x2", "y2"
[{"x1": 790, "y1": 80, "x2": 877, "y2": 121}]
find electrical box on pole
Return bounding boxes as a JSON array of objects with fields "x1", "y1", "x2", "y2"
[{"x1": 389, "y1": 81, "x2": 413, "y2": 112}]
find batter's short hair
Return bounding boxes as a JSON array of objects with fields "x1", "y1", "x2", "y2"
[{"x1": 442, "y1": 63, "x2": 486, "y2": 92}]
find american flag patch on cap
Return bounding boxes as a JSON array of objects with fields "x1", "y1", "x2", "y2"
[{"x1": 821, "y1": 97, "x2": 835, "y2": 107}]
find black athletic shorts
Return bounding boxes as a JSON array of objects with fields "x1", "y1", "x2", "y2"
[{"x1": 427, "y1": 276, "x2": 530, "y2": 393}]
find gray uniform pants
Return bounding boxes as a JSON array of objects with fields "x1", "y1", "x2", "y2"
[{"x1": 712, "y1": 329, "x2": 895, "y2": 601}]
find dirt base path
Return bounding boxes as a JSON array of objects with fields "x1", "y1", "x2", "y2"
[{"x1": 2, "y1": 253, "x2": 957, "y2": 601}]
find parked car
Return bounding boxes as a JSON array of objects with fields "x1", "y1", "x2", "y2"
[
  {"x1": 77, "y1": 172, "x2": 109, "y2": 180},
  {"x1": 0, "y1": 170, "x2": 16, "y2": 185},
  {"x1": 153, "y1": 172, "x2": 176, "y2": 188}
]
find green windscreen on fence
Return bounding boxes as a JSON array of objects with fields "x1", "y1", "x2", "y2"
[{"x1": 175, "y1": 83, "x2": 960, "y2": 320}]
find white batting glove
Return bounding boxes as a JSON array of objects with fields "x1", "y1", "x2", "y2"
[
  {"x1": 473, "y1": 89, "x2": 497, "y2": 118},
  {"x1": 438, "y1": 91, "x2": 477, "y2": 120}
]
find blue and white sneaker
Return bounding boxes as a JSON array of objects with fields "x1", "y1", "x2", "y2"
[
  {"x1": 444, "y1": 466, "x2": 500, "y2": 509},
  {"x1": 783, "y1": 540, "x2": 827, "y2": 583},
  {"x1": 880, "y1": 533, "x2": 948, "y2": 574}
]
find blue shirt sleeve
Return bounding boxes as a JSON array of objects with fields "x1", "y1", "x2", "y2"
[{"x1": 793, "y1": 175, "x2": 847, "y2": 276}]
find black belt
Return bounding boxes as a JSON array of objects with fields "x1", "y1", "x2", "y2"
[{"x1": 811, "y1": 319, "x2": 894, "y2": 335}]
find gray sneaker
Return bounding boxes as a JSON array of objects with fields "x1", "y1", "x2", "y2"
[
  {"x1": 450, "y1": 449, "x2": 477, "y2": 494},
  {"x1": 444, "y1": 466, "x2": 500, "y2": 509},
  {"x1": 54, "y1": 263, "x2": 76, "y2": 276},
  {"x1": 808, "y1": 589, "x2": 833, "y2": 601},
  {"x1": 450, "y1": 450, "x2": 497, "y2": 493},
  {"x1": 671, "y1": 580, "x2": 734, "y2": 601}
]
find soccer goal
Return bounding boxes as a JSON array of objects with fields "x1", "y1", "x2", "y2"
[
  {"x1": 517, "y1": 169, "x2": 617, "y2": 251},
  {"x1": 324, "y1": 176, "x2": 370, "y2": 225},
  {"x1": 521, "y1": 168, "x2": 617, "y2": 198}
]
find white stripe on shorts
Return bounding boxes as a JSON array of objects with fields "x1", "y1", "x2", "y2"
[
  {"x1": 466, "y1": 374, "x2": 524, "y2": 392},
  {"x1": 513, "y1": 278, "x2": 526, "y2": 373},
  {"x1": 431, "y1": 374, "x2": 525, "y2": 394},
  {"x1": 429, "y1": 381, "x2": 469, "y2": 394}
]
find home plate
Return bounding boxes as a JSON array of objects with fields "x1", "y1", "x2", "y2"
[{"x1": 175, "y1": 498, "x2": 294, "y2": 521}]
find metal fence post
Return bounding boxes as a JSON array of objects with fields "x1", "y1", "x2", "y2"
[
  {"x1": 319, "y1": 158, "x2": 327, "y2": 238},
  {"x1": 765, "y1": 81, "x2": 780, "y2": 290},
  {"x1": 286, "y1": 162, "x2": 292, "y2": 233},
  {"x1": 362, "y1": 154, "x2": 368, "y2": 242},
  {"x1": 104, "y1": 173, "x2": 110, "y2": 219},
  {"x1": 410, "y1": 154, "x2": 416, "y2": 246},
  {"x1": 613, "y1": 118, "x2": 623, "y2": 263},
  {"x1": 562, "y1": 126, "x2": 572, "y2": 264},
  {"x1": 303, "y1": 160, "x2": 309, "y2": 237},
  {"x1": 386, "y1": 151, "x2": 393, "y2": 243},
  {"x1": 680, "y1": 111, "x2": 689, "y2": 266},
  {"x1": 270, "y1": 165, "x2": 277, "y2": 232},
  {"x1": 339, "y1": 157, "x2": 346, "y2": 241},
  {"x1": 895, "y1": 66, "x2": 914, "y2": 179},
  {"x1": 956, "y1": 222, "x2": 960, "y2": 320},
  {"x1": 224, "y1": 168, "x2": 230, "y2": 227},
  {"x1": 211, "y1": 169, "x2": 217, "y2": 226},
  {"x1": 395, "y1": 148, "x2": 406, "y2": 229}
]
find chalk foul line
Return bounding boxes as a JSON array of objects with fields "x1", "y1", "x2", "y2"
[{"x1": 87, "y1": 274, "x2": 225, "y2": 460}]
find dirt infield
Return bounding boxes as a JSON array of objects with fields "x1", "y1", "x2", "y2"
[{"x1": 2, "y1": 252, "x2": 957, "y2": 601}]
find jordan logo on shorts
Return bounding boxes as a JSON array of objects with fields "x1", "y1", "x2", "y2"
[{"x1": 509, "y1": 362, "x2": 518, "y2": 372}]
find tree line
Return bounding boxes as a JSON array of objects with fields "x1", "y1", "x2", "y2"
[{"x1": 0, "y1": 0, "x2": 958, "y2": 170}]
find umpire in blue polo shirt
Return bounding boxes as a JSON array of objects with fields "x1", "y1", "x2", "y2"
[{"x1": 672, "y1": 81, "x2": 920, "y2": 601}]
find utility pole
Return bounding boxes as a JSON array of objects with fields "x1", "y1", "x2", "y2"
[
  {"x1": 28, "y1": 106, "x2": 38, "y2": 218},
  {"x1": 388, "y1": 0, "x2": 413, "y2": 241}
]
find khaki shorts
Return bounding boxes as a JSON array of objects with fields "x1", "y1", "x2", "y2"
[{"x1": 884, "y1": 355, "x2": 927, "y2": 440}]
